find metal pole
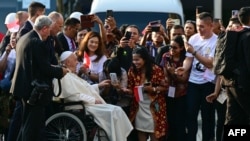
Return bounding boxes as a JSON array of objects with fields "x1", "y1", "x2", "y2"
[{"x1": 214, "y1": 0, "x2": 222, "y2": 19}]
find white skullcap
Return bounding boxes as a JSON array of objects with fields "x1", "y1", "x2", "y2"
[
  {"x1": 60, "y1": 51, "x2": 73, "y2": 62},
  {"x1": 5, "y1": 13, "x2": 20, "y2": 33},
  {"x1": 69, "y1": 12, "x2": 83, "y2": 21}
]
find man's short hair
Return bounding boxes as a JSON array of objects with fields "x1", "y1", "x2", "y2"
[
  {"x1": 48, "y1": 11, "x2": 63, "y2": 22},
  {"x1": 238, "y1": 7, "x2": 250, "y2": 25},
  {"x1": 198, "y1": 12, "x2": 213, "y2": 23},
  {"x1": 64, "y1": 17, "x2": 80, "y2": 27},
  {"x1": 28, "y1": 2, "x2": 45, "y2": 17},
  {"x1": 34, "y1": 15, "x2": 52, "y2": 30}
]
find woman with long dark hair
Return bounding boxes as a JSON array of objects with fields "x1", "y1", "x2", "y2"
[
  {"x1": 160, "y1": 35, "x2": 189, "y2": 141},
  {"x1": 126, "y1": 47, "x2": 168, "y2": 141}
]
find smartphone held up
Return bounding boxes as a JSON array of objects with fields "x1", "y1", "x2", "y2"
[{"x1": 80, "y1": 14, "x2": 94, "y2": 28}]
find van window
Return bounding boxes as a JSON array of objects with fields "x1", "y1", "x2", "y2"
[{"x1": 92, "y1": 12, "x2": 182, "y2": 33}]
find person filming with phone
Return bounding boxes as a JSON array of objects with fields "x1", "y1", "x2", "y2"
[
  {"x1": 140, "y1": 20, "x2": 169, "y2": 63},
  {"x1": 112, "y1": 25, "x2": 142, "y2": 72}
]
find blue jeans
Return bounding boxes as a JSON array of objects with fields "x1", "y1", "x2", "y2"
[{"x1": 186, "y1": 82, "x2": 215, "y2": 141}]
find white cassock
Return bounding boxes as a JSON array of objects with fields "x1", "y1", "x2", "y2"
[{"x1": 53, "y1": 72, "x2": 133, "y2": 141}]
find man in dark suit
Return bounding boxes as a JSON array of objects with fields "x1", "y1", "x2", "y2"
[
  {"x1": 17, "y1": 1, "x2": 45, "y2": 40},
  {"x1": 47, "y1": 11, "x2": 64, "y2": 65},
  {"x1": 10, "y1": 15, "x2": 68, "y2": 141},
  {"x1": 224, "y1": 7, "x2": 250, "y2": 126},
  {"x1": 6, "y1": 3, "x2": 45, "y2": 141},
  {"x1": 56, "y1": 17, "x2": 80, "y2": 55}
]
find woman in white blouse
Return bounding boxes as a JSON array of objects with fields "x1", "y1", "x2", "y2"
[{"x1": 76, "y1": 31, "x2": 107, "y2": 84}]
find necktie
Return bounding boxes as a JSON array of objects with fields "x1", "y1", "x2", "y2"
[{"x1": 71, "y1": 39, "x2": 76, "y2": 51}]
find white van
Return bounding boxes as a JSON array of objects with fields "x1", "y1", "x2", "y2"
[{"x1": 89, "y1": 0, "x2": 184, "y2": 31}]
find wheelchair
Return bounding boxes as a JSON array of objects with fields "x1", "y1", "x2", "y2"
[{"x1": 45, "y1": 99, "x2": 110, "y2": 141}]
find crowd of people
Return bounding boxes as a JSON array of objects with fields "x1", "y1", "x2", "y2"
[{"x1": 0, "y1": 1, "x2": 250, "y2": 141}]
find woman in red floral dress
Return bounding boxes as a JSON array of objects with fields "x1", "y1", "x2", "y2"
[{"x1": 126, "y1": 47, "x2": 168, "y2": 141}]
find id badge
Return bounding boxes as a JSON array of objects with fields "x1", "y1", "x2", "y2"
[{"x1": 168, "y1": 86, "x2": 176, "y2": 98}]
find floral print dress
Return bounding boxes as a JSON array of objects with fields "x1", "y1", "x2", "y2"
[{"x1": 128, "y1": 64, "x2": 168, "y2": 138}]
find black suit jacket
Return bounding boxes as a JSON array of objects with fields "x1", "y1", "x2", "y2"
[
  {"x1": 56, "y1": 32, "x2": 70, "y2": 56},
  {"x1": 17, "y1": 21, "x2": 33, "y2": 40},
  {"x1": 10, "y1": 30, "x2": 63, "y2": 99}
]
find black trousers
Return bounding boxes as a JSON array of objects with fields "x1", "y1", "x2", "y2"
[
  {"x1": 225, "y1": 86, "x2": 250, "y2": 125},
  {"x1": 17, "y1": 99, "x2": 46, "y2": 141}
]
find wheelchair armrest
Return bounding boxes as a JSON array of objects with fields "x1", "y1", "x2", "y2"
[{"x1": 59, "y1": 99, "x2": 87, "y2": 117}]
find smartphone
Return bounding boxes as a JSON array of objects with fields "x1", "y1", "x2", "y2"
[
  {"x1": 109, "y1": 73, "x2": 118, "y2": 85},
  {"x1": 149, "y1": 20, "x2": 161, "y2": 25},
  {"x1": 106, "y1": 10, "x2": 113, "y2": 18},
  {"x1": 172, "y1": 19, "x2": 180, "y2": 25},
  {"x1": 124, "y1": 31, "x2": 132, "y2": 40},
  {"x1": 80, "y1": 15, "x2": 94, "y2": 28},
  {"x1": 151, "y1": 26, "x2": 160, "y2": 32},
  {"x1": 231, "y1": 10, "x2": 239, "y2": 17}
]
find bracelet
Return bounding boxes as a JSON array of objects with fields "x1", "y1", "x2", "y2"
[{"x1": 192, "y1": 51, "x2": 197, "y2": 56}]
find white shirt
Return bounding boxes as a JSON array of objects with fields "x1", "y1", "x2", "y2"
[{"x1": 186, "y1": 33, "x2": 218, "y2": 84}]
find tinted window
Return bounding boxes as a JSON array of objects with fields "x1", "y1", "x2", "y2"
[{"x1": 91, "y1": 12, "x2": 181, "y2": 33}]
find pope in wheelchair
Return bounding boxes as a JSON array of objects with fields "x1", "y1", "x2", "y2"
[{"x1": 52, "y1": 51, "x2": 133, "y2": 141}]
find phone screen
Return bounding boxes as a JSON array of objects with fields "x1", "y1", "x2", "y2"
[
  {"x1": 106, "y1": 10, "x2": 113, "y2": 18},
  {"x1": 231, "y1": 10, "x2": 239, "y2": 17},
  {"x1": 124, "y1": 31, "x2": 132, "y2": 40},
  {"x1": 109, "y1": 73, "x2": 118, "y2": 85},
  {"x1": 172, "y1": 19, "x2": 180, "y2": 25}
]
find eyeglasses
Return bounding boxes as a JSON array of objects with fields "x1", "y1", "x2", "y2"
[
  {"x1": 169, "y1": 46, "x2": 178, "y2": 50},
  {"x1": 185, "y1": 20, "x2": 196, "y2": 24}
]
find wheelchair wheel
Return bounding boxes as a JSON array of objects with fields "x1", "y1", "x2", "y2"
[{"x1": 45, "y1": 112, "x2": 87, "y2": 141}]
